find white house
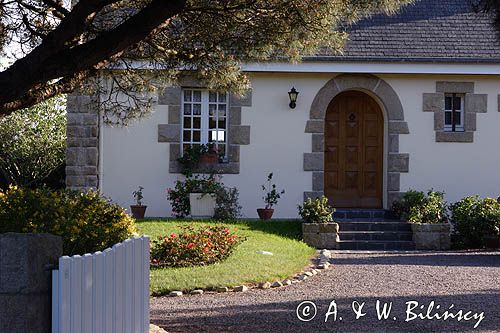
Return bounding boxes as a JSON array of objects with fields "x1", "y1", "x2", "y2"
[{"x1": 66, "y1": 0, "x2": 500, "y2": 218}]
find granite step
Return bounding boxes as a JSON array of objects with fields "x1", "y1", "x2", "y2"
[
  {"x1": 337, "y1": 221, "x2": 412, "y2": 232},
  {"x1": 334, "y1": 209, "x2": 398, "y2": 221},
  {"x1": 337, "y1": 240, "x2": 416, "y2": 251},
  {"x1": 339, "y1": 231, "x2": 413, "y2": 242}
]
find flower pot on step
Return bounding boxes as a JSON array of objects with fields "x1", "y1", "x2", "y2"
[
  {"x1": 130, "y1": 205, "x2": 147, "y2": 219},
  {"x1": 257, "y1": 208, "x2": 274, "y2": 220}
]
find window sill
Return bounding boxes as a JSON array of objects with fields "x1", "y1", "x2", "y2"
[
  {"x1": 435, "y1": 131, "x2": 473, "y2": 143},
  {"x1": 169, "y1": 161, "x2": 240, "y2": 174}
]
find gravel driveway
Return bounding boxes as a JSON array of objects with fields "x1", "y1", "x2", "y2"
[{"x1": 151, "y1": 251, "x2": 500, "y2": 333}]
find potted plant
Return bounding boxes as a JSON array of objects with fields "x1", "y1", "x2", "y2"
[
  {"x1": 257, "y1": 173, "x2": 285, "y2": 220},
  {"x1": 298, "y1": 196, "x2": 339, "y2": 249},
  {"x1": 130, "y1": 186, "x2": 147, "y2": 219},
  {"x1": 198, "y1": 143, "x2": 219, "y2": 164}
]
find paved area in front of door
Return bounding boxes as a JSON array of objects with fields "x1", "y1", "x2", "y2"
[{"x1": 151, "y1": 251, "x2": 500, "y2": 333}]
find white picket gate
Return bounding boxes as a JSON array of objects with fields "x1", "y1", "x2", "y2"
[{"x1": 52, "y1": 237, "x2": 150, "y2": 333}]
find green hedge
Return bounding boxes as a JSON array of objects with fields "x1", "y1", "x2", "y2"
[{"x1": 0, "y1": 186, "x2": 136, "y2": 255}]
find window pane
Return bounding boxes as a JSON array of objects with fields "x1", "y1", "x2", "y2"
[
  {"x1": 183, "y1": 144, "x2": 191, "y2": 153},
  {"x1": 445, "y1": 111, "x2": 452, "y2": 125},
  {"x1": 218, "y1": 118, "x2": 226, "y2": 129},
  {"x1": 183, "y1": 117, "x2": 191, "y2": 128},
  {"x1": 193, "y1": 117, "x2": 201, "y2": 129},
  {"x1": 183, "y1": 90, "x2": 192, "y2": 102},
  {"x1": 209, "y1": 104, "x2": 216, "y2": 116},
  {"x1": 218, "y1": 93, "x2": 226, "y2": 103},
  {"x1": 444, "y1": 96, "x2": 451, "y2": 110},
  {"x1": 453, "y1": 96, "x2": 461, "y2": 110},
  {"x1": 193, "y1": 104, "x2": 201, "y2": 115},
  {"x1": 183, "y1": 104, "x2": 191, "y2": 115},
  {"x1": 183, "y1": 131, "x2": 191, "y2": 142},
  {"x1": 209, "y1": 91, "x2": 217, "y2": 103},
  {"x1": 193, "y1": 91, "x2": 202, "y2": 102},
  {"x1": 455, "y1": 112, "x2": 462, "y2": 125},
  {"x1": 193, "y1": 130, "x2": 201, "y2": 142},
  {"x1": 211, "y1": 130, "x2": 225, "y2": 142},
  {"x1": 209, "y1": 117, "x2": 217, "y2": 129}
]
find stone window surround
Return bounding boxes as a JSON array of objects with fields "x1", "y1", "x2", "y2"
[
  {"x1": 423, "y1": 81, "x2": 487, "y2": 143},
  {"x1": 303, "y1": 73, "x2": 411, "y2": 208},
  {"x1": 157, "y1": 77, "x2": 252, "y2": 174}
]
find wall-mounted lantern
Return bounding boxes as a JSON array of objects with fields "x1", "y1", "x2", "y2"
[{"x1": 288, "y1": 87, "x2": 299, "y2": 109}]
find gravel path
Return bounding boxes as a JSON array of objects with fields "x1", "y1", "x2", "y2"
[{"x1": 151, "y1": 251, "x2": 500, "y2": 333}]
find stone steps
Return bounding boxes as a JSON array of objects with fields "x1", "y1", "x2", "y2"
[
  {"x1": 334, "y1": 209, "x2": 415, "y2": 250},
  {"x1": 337, "y1": 240, "x2": 416, "y2": 251}
]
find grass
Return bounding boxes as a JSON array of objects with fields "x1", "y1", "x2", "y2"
[{"x1": 136, "y1": 219, "x2": 315, "y2": 295}]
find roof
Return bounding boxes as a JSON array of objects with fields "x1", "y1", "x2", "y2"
[{"x1": 309, "y1": 0, "x2": 500, "y2": 63}]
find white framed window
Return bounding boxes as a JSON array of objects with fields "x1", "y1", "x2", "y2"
[
  {"x1": 181, "y1": 89, "x2": 228, "y2": 158},
  {"x1": 444, "y1": 93, "x2": 464, "y2": 132}
]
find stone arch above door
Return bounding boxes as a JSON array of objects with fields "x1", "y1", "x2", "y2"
[{"x1": 303, "y1": 74, "x2": 410, "y2": 208}]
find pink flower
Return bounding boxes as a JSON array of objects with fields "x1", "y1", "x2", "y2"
[
  {"x1": 170, "y1": 233, "x2": 177, "y2": 238},
  {"x1": 187, "y1": 243, "x2": 195, "y2": 249}
]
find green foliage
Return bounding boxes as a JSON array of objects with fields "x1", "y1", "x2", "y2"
[
  {"x1": 177, "y1": 144, "x2": 219, "y2": 177},
  {"x1": 132, "y1": 186, "x2": 145, "y2": 205},
  {"x1": 150, "y1": 225, "x2": 244, "y2": 268},
  {"x1": 261, "y1": 173, "x2": 285, "y2": 209},
  {"x1": 214, "y1": 186, "x2": 242, "y2": 221},
  {"x1": 166, "y1": 174, "x2": 241, "y2": 220},
  {"x1": 450, "y1": 196, "x2": 500, "y2": 248},
  {"x1": 392, "y1": 190, "x2": 447, "y2": 224},
  {"x1": 0, "y1": 186, "x2": 137, "y2": 255},
  {"x1": 298, "y1": 196, "x2": 335, "y2": 224},
  {"x1": 0, "y1": 96, "x2": 66, "y2": 187}
]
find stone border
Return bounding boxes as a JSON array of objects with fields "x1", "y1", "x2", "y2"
[
  {"x1": 66, "y1": 94, "x2": 100, "y2": 190},
  {"x1": 166, "y1": 249, "x2": 333, "y2": 297},
  {"x1": 423, "y1": 82, "x2": 487, "y2": 143},
  {"x1": 304, "y1": 74, "x2": 410, "y2": 208},
  {"x1": 157, "y1": 78, "x2": 252, "y2": 175}
]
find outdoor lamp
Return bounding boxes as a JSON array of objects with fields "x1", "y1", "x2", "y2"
[{"x1": 288, "y1": 87, "x2": 299, "y2": 109}]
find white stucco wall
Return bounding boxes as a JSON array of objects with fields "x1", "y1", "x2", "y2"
[{"x1": 100, "y1": 72, "x2": 500, "y2": 218}]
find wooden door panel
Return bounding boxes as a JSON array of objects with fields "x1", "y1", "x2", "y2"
[{"x1": 324, "y1": 91, "x2": 383, "y2": 208}]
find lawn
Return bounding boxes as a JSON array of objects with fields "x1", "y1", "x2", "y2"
[{"x1": 136, "y1": 219, "x2": 315, "y2": 295}]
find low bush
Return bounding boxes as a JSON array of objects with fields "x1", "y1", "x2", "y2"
[
  {"x1": 298, "y1": 196, "x2": 335, "y2": 223},
  {"x1": 0, "y1": 186, "x2": 136, "y2": 255},
  {"x1": 150, "y1": 225, "x2": 244, "y2": 268},
  {"x1": 450, "y1": 196, "x2": 500, "y2": 248},
  {"x1": 166, "y1": 175, "x2": 241, "y2": 220},
  {"x1": 392, "y1": 190, "x2": 447, "y2": 224}
]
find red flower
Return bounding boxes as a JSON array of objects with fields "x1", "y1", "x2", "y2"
[
  {"x1": 203, "y1": 246, "x2": 210, "y2": 252},
  {"x1": 187, "y1": 243, "x2": 195, "y2": 249},
  {"x1": 224, "y1": 228, "x2": 230, "y2": 234},
  {"x1": 170, "y1": 232, "x2": 177, "y2": 238}
]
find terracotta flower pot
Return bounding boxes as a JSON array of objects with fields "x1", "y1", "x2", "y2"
[
  {"x1": 257, "y1": 208, "x2": 274, "y2": 220},
  {"x1": 130, "y1": 205, "x2": 147, "y2": 219},
  {"x1": 199, "y1": 153, "x2": 218, "y2": 164}
]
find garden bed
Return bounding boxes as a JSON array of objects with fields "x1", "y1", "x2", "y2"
[{"x1": 136, "y1": 219, "x2": 315, "y2": 295}]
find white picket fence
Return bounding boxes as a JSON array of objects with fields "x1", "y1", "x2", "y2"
[{"x1": 52, "y1": 237, "x2": 150, "y2": 333}]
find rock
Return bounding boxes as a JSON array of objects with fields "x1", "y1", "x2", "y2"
[
  {"x1": 190, "y1": 289, "x2": 204, "y2": 295},
  {"x1": 320, "y1": 249, "x2": 332, "y2": 257},
  {"x1": 259, "y1": 281, "x2": 271, "y2": 289},
  {"x1": 282, "y1": 279, "x2": 292, "y2": 286},
  {"x1": 304, "y1": 271, "x2": 313, "y2": 277},
  {"x1": 216, "y1": 287, "x2": 229, "y2": 293},
  {"x1": 317, "y1": 262, "x2": 330, "y2": 269},
  {"x1": 169, "y1": 291, "x2": 183, "y2": 297},
  {"x1": 271, "y1": 281, "x2": 283, "y2": 288},
  {"x1": 298, "y1": 274, "x2": 308, "y2": 281},
  {"x1": 256, "y1": 250, "x2": 274, "y2": 255},
  {"x1": 311, "y1": 269, "x2": 318, "y2": 275},
  {"x1": 150, "y1": 324, "x2": 168, "y2": 333},
  {"x1": 234, "y1": 285, "x2": 249, "y2": 292},
  {"x1": 291, "y1": 279, "x2": 299, "y2": 284}
]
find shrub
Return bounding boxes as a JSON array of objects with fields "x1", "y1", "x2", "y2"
[
  {"x1": 166, "y1": 174, "x2": 241, "y2": 220},
  {"x1": 298, "y1": 196, "x2": 335, "y2": 223},
  {"x1": 0, "y1": 186, "x2": 137, "y2": 255},
  {"x1": 392, "y1": 190, "x2": 447, "y2": 224},
  {"x1": 450, "y1": 196, "x2": 500, "y2": 248},
  {"x1": 150, "y1": 225, "x2": 244, "y2": 268}
]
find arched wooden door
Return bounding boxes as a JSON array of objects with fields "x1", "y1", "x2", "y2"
[{"x1": 324, "y1": 91, "x2": 384, "y2": 208}]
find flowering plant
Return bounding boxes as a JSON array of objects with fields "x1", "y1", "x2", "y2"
[
  {"x1": 150, "y1": 225, "x2": 244, "y2": 268},
  {"x1": 261, "y1": 172, "x2": 285, "y2": 209}
]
